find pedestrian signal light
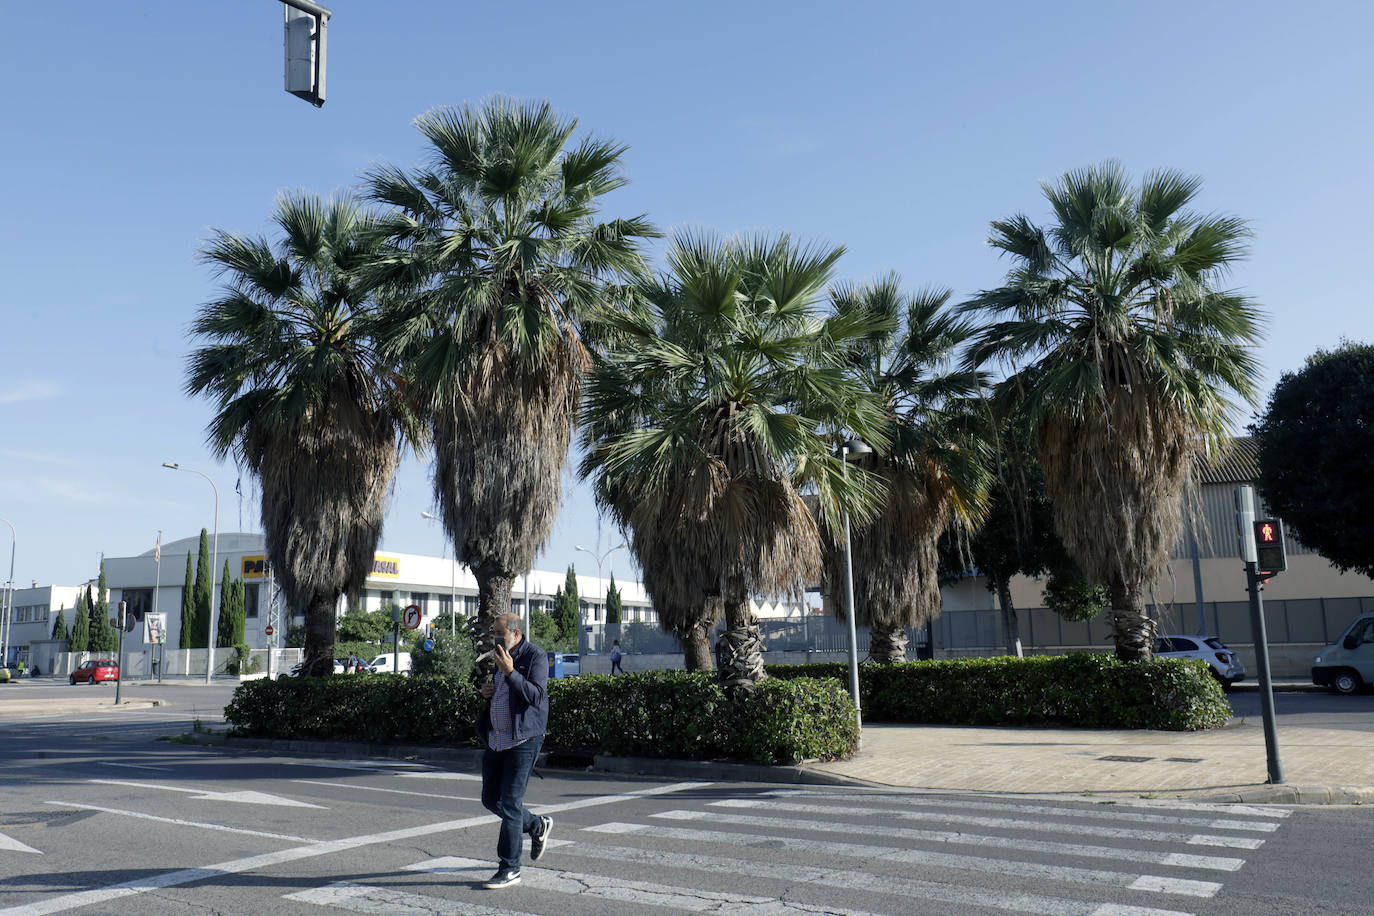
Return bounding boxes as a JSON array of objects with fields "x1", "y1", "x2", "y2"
[{"x1": 1253, "y1": 518, "x2": 1287, "y2": 574}]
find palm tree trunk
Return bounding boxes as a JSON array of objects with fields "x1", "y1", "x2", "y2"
[
  {"x1": 869, "y1": 624, "x2": 908, "y2": 664},
  {"x1": 718, "y1": 579, "x2": 766, "y2": 691},
  {"x1": 474, "y1": 570, "x2": 515, "y2": 680},
  {"x1": 303, "y1": 592, "x2": 338, "y2": 676},
  {"x1": 996, "y1": 579, "x2": 1023, "y2": 658},
  {"x1": 1108, "y1": 579, "x2": 1153, "y2": 661},
  {"x1": 679, "y1": 620, "x2": 715, "y2": 671}
]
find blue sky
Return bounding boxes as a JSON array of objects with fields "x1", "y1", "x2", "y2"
[{"x1": 2, "y1": 1, "x2": 1371, "y2": 589}]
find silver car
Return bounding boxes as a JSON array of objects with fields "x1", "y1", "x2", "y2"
[{"x1": 1155, "y1": 635, "x2": 1246, "y2": 689}]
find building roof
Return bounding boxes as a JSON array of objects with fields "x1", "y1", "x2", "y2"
[{"x1": 1198, "y1": 435, "x2": 1260, "y2": 485}]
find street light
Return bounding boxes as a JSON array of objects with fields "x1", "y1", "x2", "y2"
[
  {"x1": 0, "y1": 516, "x2": 14, "y2": 670},
  {"x1": 838, "y1": 439, "x2": 871, "y2": 730},
  {"x1": 163, "y1": 463, "x2": 219, "y2": 685},
  {"x1": 421, "y1": 511, "x2": 456, "y2": 636},
  {"x1": 574, "y1": 543, "x2": 625, "y2": 626}
]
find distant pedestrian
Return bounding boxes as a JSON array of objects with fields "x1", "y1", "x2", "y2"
[
  {"x1": 477, "y1": 612, "x2": 551, "y2": 890},
  {"x1": 609, "y1": 640, "x2": 624, "y2": 675}
]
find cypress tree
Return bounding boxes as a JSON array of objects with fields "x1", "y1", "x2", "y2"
[
  {"x1": 231, "y1": 579, "x2": 246, "y2": 644},
  {"x1": 89, "y1": 561, "x2": 115, "y2": 653},
  {"x1": 193, "y1": 528, "x2": 212, "y2": 648},
  {"x1": 70, "y1": 592, "x2": 90, "y2": 653},
  {"x1": 51, "y1": 606, "x2": 69, "y2": 641},
  {"x1": 552, "y1": 565, "x2": 580, "y2": 644},
  {"x1": 605, "y1": 575, "x2": 622, "y2": 624},
  {"x1": 180, "y1": 552, "x2": 196, "y2": 649},
  {"x1": 216, "y1": 559, "x2": 237, "y2": 648}
]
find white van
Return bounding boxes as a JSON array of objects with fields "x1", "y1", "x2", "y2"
[
  {"x1": 1312, "y1": 614, "x2": 1374, "y2": 695},
  {"x1": 369, "y1": 652, "x2": 412, "y2": 675}
]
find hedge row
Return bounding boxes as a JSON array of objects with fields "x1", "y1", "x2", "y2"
[
  {"x1": 223, "y1": 670, "x2": 858, "y2": 765},
  {"x1": 766, "y1": 654, "x2": 1231, "y2": 730}
]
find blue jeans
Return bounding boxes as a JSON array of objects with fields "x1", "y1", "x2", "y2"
[{"x1": 481, "y1": 737, "x2": 544, "y2": 869}]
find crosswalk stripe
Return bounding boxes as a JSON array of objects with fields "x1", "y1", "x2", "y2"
[
  {"x1": 286, "y1": 881, "x2": 523, "y2": 914},
  {"x1": 290, "y1": 779, "x2": 479, "y2": 803},
  {"x1": 560, "y1": 835, "x2": 1223, "y2": 898},
  {"x1": 631, "y1": 812, "x2": 1247, "y2": 871},
  {"x1": 711, "y1": 799, "x2": 1264, "y2": 849},
  {"x1": 402, "y1": 856, "x2": 880, "y2": 914},
  {"x1": 405, "y1": 855, "x2": 1193, "y2": 916},
  {"x1": 760, "y1": 790, "x2": 1281, "y2": 833}
]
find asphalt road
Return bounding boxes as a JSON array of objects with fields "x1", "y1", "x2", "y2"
[
  {"x1": 1226, "y1": 688, "x2": 1374, "y2": 732},
  {"x1": 2, "y1": 704, "x2": 1373, "y2": 915}
]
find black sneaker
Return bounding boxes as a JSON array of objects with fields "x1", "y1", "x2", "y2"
[
  {"x1": 482, "y1": 867, "x2": 521, "y2": 889},
  {"x1": 530, "y1": 815, "x2": 553, "y2": 861}
]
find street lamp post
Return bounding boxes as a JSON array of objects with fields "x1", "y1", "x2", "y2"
[
  {"x1": 421, "y1": 512, "x2": 456, "y2": 636},
  {"x1": 574, "y1": 543, "x2": 625, "y2": 627},
  {"x1": 838, "y1": 439, "x2": 870, "y2": 730},
  {"x1": 163, "y1": 463, "x2": 219, "y2": 685},
  {"x1": 0, "y1": 517, "x2": 14, "y2": 670}
]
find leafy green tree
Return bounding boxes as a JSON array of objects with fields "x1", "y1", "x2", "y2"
[
  {"x1": 192, "y1": 530, "x2": 212, "y2": 649},
  {"x1": 552, "y1": 567, "x2": 580, "y2": 645},
  {"x1": 1253, "y1": 341, "x2": 1374, "y2": 577},
  {"x1": 367, "y1": 98, "x2": 656, "y2": 674},
  {"x1": 604, "y1": 575, "x2": 622, "y2": 625},
  {"x1": 530, "y1": 607, "x2": 569, "y2": 651},
  {"x1": 823, "y1": 277, "x2": 991, "y2": 663},
  {"x1": 410, "y1": 626, "x2": 477, "y2": 678},
  {"x1": 70, "y1": 590, "x2": 90, "y2": 653},
  {"x1": 338, "y1": 606, "x2": 392, "y2": 645},
  {"x1": 186, "y1": 195, "x2": 413, "y2": 676},
  {"x1": 51, "y1": 606, "x2": 69, "y2": 641},
  {"x1": 217, "y1": 562, "x2": 245, "y2": 648},
  {"x1": 179, "y1": 552, "x2": 196, "y2": 649},
  {"x1": 580, "y1": 232, "x2": 887, "y2": 686},
  {"x1": 964, "y1": 161, "x2": 1262, "y2": 660},
  {"x1": 285, "y1": 623, "x2": 307, "y2": 648},
  {"x1": 88, "y1": 576, "x2": 116, "y2": 654}
]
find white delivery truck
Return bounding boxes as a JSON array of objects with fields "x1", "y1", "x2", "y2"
[
  {"x1": 1312, "y1": 613, "x2": 1374, "y2": 695},
  {"x1": 369, "y1": 652, "x2": 412, "y2": 675}
]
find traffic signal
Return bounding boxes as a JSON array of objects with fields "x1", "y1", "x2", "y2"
[{"x1": 1253, "y1": 518, "x2": 1287, "y2": 574}]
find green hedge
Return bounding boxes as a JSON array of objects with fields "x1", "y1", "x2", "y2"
[
  {"x1": 223, "y1": 674, "x2": 483, "y2": 745},
  {"x1": 549, "y1": 671, "x2": 858, "y2": 765},
  {"x1": 224, "y1": 670, "x2": 858, "y2": 765},
  {"x1": 767, "y1": 654, "x2": 1231, "y2": 730}
]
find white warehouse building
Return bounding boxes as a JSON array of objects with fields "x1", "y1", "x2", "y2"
[{"x1": 99, "y1": 533, "x2": 808, "y2": 652}]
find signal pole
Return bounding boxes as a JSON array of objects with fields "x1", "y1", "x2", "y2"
[{"x1": 1234, "y1": 485, "x2": 1284, "y2": 785}]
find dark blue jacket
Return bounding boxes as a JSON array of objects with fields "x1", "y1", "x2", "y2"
[{"x1": 478, "y1": 636, "x2": 549, "y2": 744}]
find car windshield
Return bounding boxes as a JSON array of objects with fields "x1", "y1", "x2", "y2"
[{"x1": 1204, "y1": 638, "x2": 1226, "y2": 650}]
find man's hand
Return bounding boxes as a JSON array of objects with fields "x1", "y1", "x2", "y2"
[
  {"x1": 480, "y1": 683, "x2": 495, "y2": 699},
  {"x1": 494, "y1": 643, "x2": 515, "y2": 676}
]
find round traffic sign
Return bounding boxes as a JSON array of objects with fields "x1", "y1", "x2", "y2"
[
  {"x1": 423, "y1": 638, "x2": 435, "y2": 652},
  {"x1": 265, "y1": 625, "x2": 275, "y2": 636},
  {"x1": 402, "y1": 604, "x2": 423, "y2": 630}
]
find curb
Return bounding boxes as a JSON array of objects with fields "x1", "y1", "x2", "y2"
[
  {"x1": 0, "y1": 699, "x2": 163, "y2": 718},
  {"x1": 1189, "y1": 784, "x2": 1374, "y2": 805}
]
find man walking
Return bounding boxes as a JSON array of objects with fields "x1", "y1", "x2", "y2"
[{"x1": 477, "y1": 612, "x2": 551, "y2": 889}]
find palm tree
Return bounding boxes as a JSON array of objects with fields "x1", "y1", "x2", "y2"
[
  {"x1": 580, "y1": 233, "x2": 887, "y2": 688},
  {"x1": 186, "y1": 192, "x2": 410, "y2": 676},
  {"x1": 824, "y1": 277, "x2": 991, "y2": 663},
  {"x1": 964, "y1": 161, "x2": 1263, "y2": 660},
  {"x1": 366, "y1": 98, "x2": 656, "y2": 664}
]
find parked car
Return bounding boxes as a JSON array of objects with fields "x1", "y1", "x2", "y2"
[
  {"x1": 1154, "y1": 635, "x2": 1245, "y2": 688},
  {"x1": 70, "y1": 659, "x2": 119, "y2": 685},
  {"x1": 1313, "y1": 613, "x2": 1374, "y2": 695},
  {"x1": 368, "y1": 652, "x2": 412, "y2": 675}
]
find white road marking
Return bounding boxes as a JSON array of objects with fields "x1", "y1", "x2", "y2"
[
  {"x1": 94, "y1": 762, "x2": 171, "y2": 772},
  {"x1": 406, "y1": 855, "x2": 1192, "y2": 916},
  {"x1": 0, "y1": 781, "x2": 714, "y2": 916},
  {"x1": 635, "y1": 812, "x2": 1248, "y2": 872},
  {"x1": 87, "y1": 778, "x2": 326, "y2": 808},
  {"x1": 45, "y1": 801, "x2": 321, "y2": 843},
  {"x1": 0, "y1": 831, "x2": 41, "y2": 855},
  {"x1": 406, "y1": 855, "x2": 881, "y2": 915},
  {"x1": 290, "y1": 779, "x2": 479, "y2": 803},
  {"x1": 392, "y1": 771, "x2": 482, "y2": 782},
  {"x1": 761, "y1": 789, "x2": 1292, "y2": 820},
  {"x1": 712, "y1": 798, "x2": 1264, "y2": 850},
  {"x1": 286, "y1": 882, "x2": 521, "y2": 915},
  {"x1": 759, "y1": 790, "x2": 1281, "y2": 833},
  {"x1": 561, "y1": 835, "x2": 1223, "y2": 898}
]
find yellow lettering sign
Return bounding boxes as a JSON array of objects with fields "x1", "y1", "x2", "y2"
[
  {"x1": 370, "y1": 556, "x2": 401, "y2": 578},
  {"x1": 242, "y1": 556, "x2": 269, "y2": 579}
]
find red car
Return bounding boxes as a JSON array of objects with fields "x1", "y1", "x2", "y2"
[{"x1": 70, "y1": 659, "x2": 119, "y2": 685}]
